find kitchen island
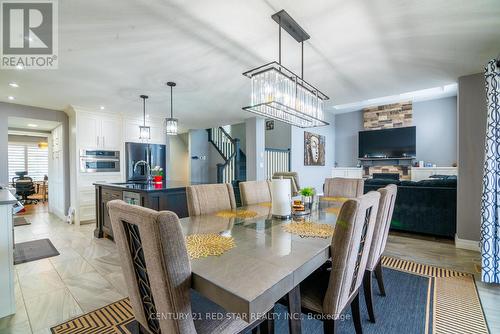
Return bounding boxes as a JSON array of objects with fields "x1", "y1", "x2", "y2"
[
  {"x1": 0, "y1": 189, "x2": 17, "y2": 318},
  {"x1": 94, "y1": 180, "x2": 197, "y2": 239}
]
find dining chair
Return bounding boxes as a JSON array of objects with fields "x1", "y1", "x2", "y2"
[
  {"x1": 299, "y1": 191, "x2": 380, "y2": 334},
  {"x1": 323, "y1": 177, "x2": 364, "y2": 198},
  {"x1": 239, "y1": 180, "x2": 272, "y2": 206},
  {"x1": 107, "y1": 200, "x2": 266, "y2": 334},
  {"x1": 363, "y1": 184, "x2": 397, "y2": 323},
  {"x1": 186, "y1": 183, "x2": 236, "y2": 216},
  {"x1": 272, "y1": 172, "x2": 300, "y2": 196}
]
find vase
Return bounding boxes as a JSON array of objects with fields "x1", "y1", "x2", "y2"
[
  {"x1": 153, "y1": 175, "x2": 163, "y2": 183},
  {"x1": 302, "y1": 195, "x2": 313, "y2": 210}
]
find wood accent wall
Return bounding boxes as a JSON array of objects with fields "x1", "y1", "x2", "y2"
[{"x1": 363, "y1": 101, "x2": 413, "y2": 130}]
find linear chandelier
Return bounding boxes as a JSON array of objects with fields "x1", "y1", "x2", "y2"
[{"x1": 242, "y1": 10, "x2": 329, "y2": 128}]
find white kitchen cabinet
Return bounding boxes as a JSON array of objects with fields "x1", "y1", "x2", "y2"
[
  {"x1": 332, "y1": 167, "x2": 363, "y2": 179},
  {"x1": 411, "y1": 167, "x2": 458, "y2": 181},
  {"x1": 77, "y1": 112, "x2": 121, "y2": 150}
]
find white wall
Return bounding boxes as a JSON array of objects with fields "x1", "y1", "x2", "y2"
[{"x1": 290, "y1": 113, "x2": 335, "y2": 193}]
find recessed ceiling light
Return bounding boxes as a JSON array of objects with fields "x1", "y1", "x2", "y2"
[
  {"x1": 99, "y1": 106, "x2": 105, "y2": 110},
  {"x1": 7, "y1": 96, "x2": 15, "y2": 100},
  {"x1": 27, "y1": 123, "x2": 38, "y2": 128},
  {"x1": 9, "y1": 82, "x2": 19, "y2": 88},
  {"x1": 15, "y1": 65, "x2": 23, "y2": 70}
]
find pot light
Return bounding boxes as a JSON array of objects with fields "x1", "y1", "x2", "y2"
[
  {"x1": 9, "y1": 82, "x2": 19, "y2": 88},
  {"x1": 8, "y1": 96, "x2": 15, "y2": 100},
  {"x1": 16, "y1": 65, "x2": 23, "y2": 70},
  {"x1": 27, "y1": 123, "x2": 38, "y2": 128},
  {"x1": 99, "y1": 106, "x2": 105, "y2": 110}
]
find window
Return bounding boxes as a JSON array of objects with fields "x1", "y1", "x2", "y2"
[{"x1": 8, "y1": 142, "x2": 49, "y2": 182}]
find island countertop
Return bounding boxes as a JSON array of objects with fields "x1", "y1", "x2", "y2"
[
  {"x1": 0, "y1": 189, "x2": 17, "y2": 205},
  {"x1": 94, "y1": 180, "x2": 202, "y2": 193}
]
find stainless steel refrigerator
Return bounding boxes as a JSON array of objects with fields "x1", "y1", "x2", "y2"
[{"x1": 125, "y1": 142, "x2": 166, "y2": 182}]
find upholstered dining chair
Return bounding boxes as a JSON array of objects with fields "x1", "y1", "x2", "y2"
[
  {"x1": 107, "y1": 200, "x2": 266, "y2": 334},
  {"x1": 298, "y1": 191, "x2": 380, "y2": 334},
  {"x1": 272, "y1": 172, "x2": 300, "y2": 196},
  {"x1": 239, "y1": 180, "x2": 272, "y2": 206},
  {"x1": 186, "y1": 183, "x2": 236, "y2": 216},
  {"x1": 363, "y1": 184, "x2": 397, "y2": 323},
  {"x1": 323, "y1": 177, "x2": 364, "y2": 199}
]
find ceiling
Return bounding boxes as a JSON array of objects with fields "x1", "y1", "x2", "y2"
[
  {"x1": 1, "y1": 0, "x2": 499, "y2": 130},
  {"x1": 8, "y1": 117, "x2": 61, "y2": 131}
]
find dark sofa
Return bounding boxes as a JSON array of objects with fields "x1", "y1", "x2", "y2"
[{"x1": 364, "y1": 177, "x2": 457, "y2": 238}]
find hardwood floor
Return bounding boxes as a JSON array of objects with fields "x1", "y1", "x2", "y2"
[{"x1": 1, "y1": 211, "x2": 498, "y2": 333}]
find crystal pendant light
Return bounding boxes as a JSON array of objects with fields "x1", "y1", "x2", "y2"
[
  {"x1": 164, "y1": 82, "x2": 178, "y2": 136},
  {"x1": 139, "y1": 95, "x2": 151, "y2": 140},
  {"x1": 242, "y1": 10, "x2": 329, "y2": 128}
]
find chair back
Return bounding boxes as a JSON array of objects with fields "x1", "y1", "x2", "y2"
[
  {"x1": 366, "y1": 184, "x2": 398, "y2": 271},
  {"x1": 239, "y1": 180, "x2": 272, "y2": 206},
  {"x1": 272, "y1": 172, "x2": 300, "y2": 196},
  {"x1": 324, "y1": 178, "x2": 364, "y2": 198},
  {"x1": 107, "y1": 200, "x2": 195, "y2": 334},
  {"x1": 14, "y1": 176, "x2": 35, "y2": 196},
  {"x1": 186, "y1": 183, "x2": 236, "y2": 216},
  {"x1": 323, "y1": 191, "x2": 380, "y2": 318}
]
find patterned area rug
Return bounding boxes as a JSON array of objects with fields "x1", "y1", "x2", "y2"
[{"x1": 50, "y1": 257, "x2": 489, "y2": 334}]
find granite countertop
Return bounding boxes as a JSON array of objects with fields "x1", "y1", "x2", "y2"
[
  {"x1": 94, "y1": 180, "x2": 202, "y2": 193},
  {"x1": 0, "y1": 189, "x2": 17, "y2": 205}
]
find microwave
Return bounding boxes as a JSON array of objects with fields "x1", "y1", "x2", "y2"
[{"x1": 79, "y1": 149, "x2": 120, "y2": 173}]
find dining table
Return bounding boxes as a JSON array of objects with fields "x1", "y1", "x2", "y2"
[{"x1": 179, "y1": 198, "x2": 344, "y2": 334}]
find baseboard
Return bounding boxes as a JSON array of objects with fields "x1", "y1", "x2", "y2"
[{"x1": 455, "y1": 235, "x2": 480, "y2": 252}]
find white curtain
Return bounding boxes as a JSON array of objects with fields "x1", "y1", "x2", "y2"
[{"x1": 481, "y1": 59, "x2": 500, "y2": 283}]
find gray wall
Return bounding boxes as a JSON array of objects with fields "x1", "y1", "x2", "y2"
[
  {"x1": 265, "y1": 120, "x2": 291, "y2": 150},
  {"x1": 334, "y1": 111, "x2": 364, "y2": 167},
  {"x1": 334, "y1": 96, "x2": 458, "y2": 167},
  {"x1": 457, "y1": 73, "x2": 488, "y2": 242},
  {"x1": 0, "y1": 102, "x2": 69, "y2": 211},
  {"x1": 414, "y1": 97, "x2": 457, "y2": 166},
  {"x1": 228, "y1": 123, "x2": 246, "y2": 154},
  {"x1": 189, "y1": 129, "x2": 211, "y2": 183},
  {"x1": 290, "y1": 112, "x2": 335, "y2": 192}
]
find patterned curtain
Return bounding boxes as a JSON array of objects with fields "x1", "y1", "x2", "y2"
[{"x1": 481, "y1": 59, "x2": 500, "y2": 283}]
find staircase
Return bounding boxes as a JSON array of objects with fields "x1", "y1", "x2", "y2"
[{"x1": 207, "y1": 127, "x2": 246, "y2": 184}]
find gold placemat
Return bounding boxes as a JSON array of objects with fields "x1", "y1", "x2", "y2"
[
  {"x1": 186, "y1": 233, "x2": 235, "y2": 259},
  {"x1": 215, "y1": 210, "x2": 258, "y2": 218},
  {"x1": 321, "y1": 196, "x2": 348, "y2": 202},
  {"x1": 283, "y1": 222, "x2": 334, "y2": 238},
  {"x1": 325, "y1": 207, "x2": 341, "y2": 215},
  {"x1": 257, "y1": 202, "x2": 272, "y2": 207}
]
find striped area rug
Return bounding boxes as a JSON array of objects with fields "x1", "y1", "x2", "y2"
[
  {"x1": 381, "y1": 257, "x2": 489, "y2": 334},
  {"x1": 51, "y1": 257, "x2": 489, "y2": 334}
]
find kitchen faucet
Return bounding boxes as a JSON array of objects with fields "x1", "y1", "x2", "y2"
[{"x1": 133, "y1": 160, "x2": 152, "y2": 184}]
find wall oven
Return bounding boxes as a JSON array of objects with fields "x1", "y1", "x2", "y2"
[{"x1": 79, "y1": 149, "x2": 120, "y2": 173}]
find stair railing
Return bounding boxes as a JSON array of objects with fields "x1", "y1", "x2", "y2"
[
  {"x1": 208, "y1": 127, "x2": 240, "y2": 183},
  {"x1": 265, "y1": 148, "x2": 291, "y2": 180}
]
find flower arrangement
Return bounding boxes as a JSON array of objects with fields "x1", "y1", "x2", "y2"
[{"x1": 151, "y1": 166, "x2": 164, "y2": 176}]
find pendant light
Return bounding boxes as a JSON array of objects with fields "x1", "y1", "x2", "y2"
[
  {"x1": 242, "y1": 9, "x2": 329, "y2": 128},
  {"x1": 139, "y1": 94, "x2": 151, "y2": 140},
  {"x1": 164, "y1": 82, "x2": 178, "y2": 135}
]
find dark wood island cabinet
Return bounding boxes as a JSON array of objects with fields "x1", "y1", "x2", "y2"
[{"x1": 94, "y1": 180, "x2": 196, "y2": 239}]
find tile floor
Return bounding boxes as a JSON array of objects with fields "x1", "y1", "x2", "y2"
[{"x1": 1, "y1": 211, "x2": 499, "y2": 333}]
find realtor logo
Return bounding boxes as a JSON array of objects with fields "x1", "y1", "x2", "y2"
[{"x1": 1, "y1": 0, "x2": 58, "y2": 69}]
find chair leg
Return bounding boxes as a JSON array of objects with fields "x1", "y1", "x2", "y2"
[
  {"x1": 363, "y1": 270, "x2": 376, "y2": 323},
  {"x1": 351, "y1": 292, "x2": 363, "y2": 334},
  {"x1": 374, "y1": 260, "x2": 386, "y2": 296},
  {"x1": 260, "y1": 307, "x2": 274, "y2": 334},
  {"x1": 323, "y1": 319, "x2": 337, "y2": 334}
]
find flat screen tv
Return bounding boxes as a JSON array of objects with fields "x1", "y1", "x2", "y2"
[{"x1": 358, "y1": 126, "x2": 416, "y2": 158}]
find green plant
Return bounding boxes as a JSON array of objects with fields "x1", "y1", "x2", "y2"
[
  {"x1": 300, "y1": 187, "x2": 315, "y2": 197},
  {"x1": 151, "y1": 166, "x2": 164, "y2": 176}
]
